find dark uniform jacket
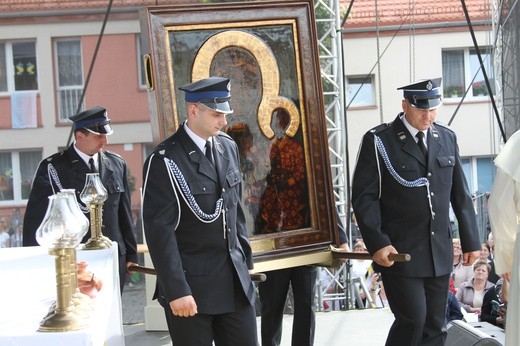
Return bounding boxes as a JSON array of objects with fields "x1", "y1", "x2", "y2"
[
  {"x1": 142, "y1": 124, "x2": 255, "y2": 314},
  {"x1": 23, "y1": 145, "x2": 138, "y2": 264},
  {"x1": 352, "y1": 114, "x2": 480, "y2": 277}
]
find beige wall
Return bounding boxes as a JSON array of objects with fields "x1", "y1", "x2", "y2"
[
  {"x1": 343, "y1": 28, "x2": 501, "y2": 179},
  {"x1": 0, "y1": 17, "x2": 152, "y2": 211}
]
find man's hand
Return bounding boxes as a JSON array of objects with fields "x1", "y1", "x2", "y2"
[
  {"x1": 170, "y1": 295, "x2": 198, "y2": 317},
  {"x1": 462, "y1": 251, "x2": 479, "y2": 266},
  {"x1": 373, "y1": 245, "x2": 398, "y2": 267},
  {"x1": 338, "y1": 243, "x2": 350, "y2": 263},
  {"x1": 126, "y1": 261, "x2": 139, "y2": 274}
]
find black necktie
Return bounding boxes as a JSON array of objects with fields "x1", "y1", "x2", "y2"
[
  {"x1": 416, "y1": 131, "x2": 428, "y2": 159},
  {"x1": 89, "y1": 157, "x2": 97, "y2": 173},
  {"x1": 205, "y1": 140, "x2": 214, "y2": 166}
]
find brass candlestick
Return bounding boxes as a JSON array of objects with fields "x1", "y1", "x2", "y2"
[
  {"x1": 35, "y1": 191, "x2": 90, "y2": 332},
  {"x1": 39, "y1": 248, "x2": 88, "y2": 332},
  {"x1": 80, "y1": 173, "x2": 112, "y2": 250}
]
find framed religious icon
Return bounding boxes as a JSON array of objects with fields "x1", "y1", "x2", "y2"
[{"x1": 140, "y1": 0, "x2": 341, "y2": 270}]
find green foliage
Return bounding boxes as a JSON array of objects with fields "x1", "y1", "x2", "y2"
[
  {"x1": 127, "y1": 168, "x2": 136, "y2": 194},
  {"x1": 473, "y1": 84, "x2": 488, "y2": 96},
  {"x1": 444, "y1": 85, "x2": 464, "y2": 97}
]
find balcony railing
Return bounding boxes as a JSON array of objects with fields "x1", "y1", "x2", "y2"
[{"x1": 57, "y1": 87, "x2": 84, "y2": 122}]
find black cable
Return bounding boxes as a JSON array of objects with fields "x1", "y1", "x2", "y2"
[
  {"x1": 66, "y1": 0, "x2": 114, "y2": 146},
  {"x1": 460, "y1": 0, "x2": 506, "y2": 143}
]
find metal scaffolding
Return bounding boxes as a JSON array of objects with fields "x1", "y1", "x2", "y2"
[
  {"x1": 493, "y1": 0, "x2": 520, "y2": 140},
  {"x1": 314, "y1": 0, "x2": 349, "y2": 225},
  {"x1": 314, "y1": 0, "x2": 355, "y2": 310}
]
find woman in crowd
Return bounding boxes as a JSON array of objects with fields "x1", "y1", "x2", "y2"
[
  {"x1": 481, "y1": 277, "x2": 507, "y2": 327},
  {"x1": 478, "y1": 242, "x2": 500, "y2": 283},
  {"x1": 452, "y1": 238, "x2": 474, "y2": 290},
  {"x1": 456, "y1": 260, "x2": 495, "y2": 319},
  {"x1": 350, "y1": 241, "x2": 373, "y2": 308}
]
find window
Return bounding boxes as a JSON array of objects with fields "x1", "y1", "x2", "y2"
[
  {"x1": 55, "y1": 39, "x2": 84, "y2": 122},
  {"x1": 461, "y1": 156, "x2": 496, "y2": 194},
  {"x1": 345, "y1": 75, "x2": 375, "y2": 107},
  {"x1": 136, "y1": 35, "x2": 146, "y2": 89},
  {"x1": 0, "y1": 44, "x2": 7, "y2": 92},
  {"x1": 442, "y1": 47, "x2": 495, "y2": 99},
  {"x1": 0, "y1": 150, "x2": 42, "y2": 203},
  {"x1": 0, "y1": 41, "x2": 38, "y2": 94}
]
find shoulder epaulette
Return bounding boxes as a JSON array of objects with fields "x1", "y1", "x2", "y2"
[
  {"x1": 45, "y1": 150, "x2": 65, "y2": 162},
  {"x1": 432, "y1": 121, "x2": 454, "y2": 133},
  {"x1": 217, "y1": 131, "x2": 232, "y2": 141},
  {"x1": 369, "y1": 123, "x2": 390, "y2": 134},
  {"x1": 104, "y1": 150, "x2": 124, "y2": 160}
]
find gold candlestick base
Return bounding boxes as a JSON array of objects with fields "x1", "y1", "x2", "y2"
[
  {"x1": 38, "y1": 248, "x2": 89, "y2": 332},
  {"x1": 39, "y1": 309, "x2": 89, "y2": 332},
  {"x1": 83, "y1": 236, "x2": 112, "y2": 250}
]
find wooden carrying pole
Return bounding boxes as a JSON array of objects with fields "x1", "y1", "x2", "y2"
[
  {"x1": 129, "y1": 265, "x2": 267, "y2": 282},
  {"x1": 330, "y1": 246, "x2": 411, "y2": 262}
]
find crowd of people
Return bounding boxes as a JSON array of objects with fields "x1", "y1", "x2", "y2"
[
  {"x1": 0, "y1": 213, "x2": 23, "y2": 248},
  {"x1": 4, "y1": 73, "x2": 518, "y2": 346}
]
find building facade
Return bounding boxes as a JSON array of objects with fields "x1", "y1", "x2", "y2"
[
  {"x1": 342, "y1": 0, "x2": 498, "y2": 238},
  {"x1": 0, "y1": 0, "x2": 500, "y2": 241},
  {"x1": 0, "y1": 1, "x2": 190, "y2": 226}
]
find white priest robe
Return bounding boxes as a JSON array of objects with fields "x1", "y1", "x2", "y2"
[{"x1": 488, "y1": 129, "x2": 520, "y2": 345}]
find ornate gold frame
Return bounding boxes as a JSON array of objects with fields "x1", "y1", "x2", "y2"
[{"x1": 140, "y1": 0, "x2": 340, "y2": 267}]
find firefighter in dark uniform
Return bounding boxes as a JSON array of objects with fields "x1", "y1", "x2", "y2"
[
  {"x1": 142, "y1": 77, "x2": 258, "y2": 346},
  {"x1": 352, "y1": 78, "x2": 481, "y2": 345},
  {"x1": 23, "y1": 106, "x2": 138, "y2": 293}
]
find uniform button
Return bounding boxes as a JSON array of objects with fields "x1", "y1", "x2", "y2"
[
  {"x1": 203, "y1": 187, "x2": 206, "y2": 191},
  {"x1": 427, "y1": 172, "x2": 432, "y2": 177},
  {"x1": 222, "y1": 188, "x2": 226, "y2": 192},
  {"x1": 431, "y1": 232, "x2": 435, "y2": 235}
]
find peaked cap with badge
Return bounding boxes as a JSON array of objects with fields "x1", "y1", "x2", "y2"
[
  {"x1": 179, "y1": 76, "x2": 233, "y2": 115},
  {"x1": 69, "y1": 106, "x2": 113, "y2": 135},
  {"x1": 398, "y1": 77, "x2": 443, "y2": 110}
]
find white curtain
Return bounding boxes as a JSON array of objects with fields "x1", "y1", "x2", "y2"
[{"x1": 11, "y1": 91, "x2": 37, "y2": 128}]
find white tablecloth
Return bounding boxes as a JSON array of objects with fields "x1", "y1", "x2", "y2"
[{"x1": 0, "y1": 245, "x2": 124, "y2": 346}]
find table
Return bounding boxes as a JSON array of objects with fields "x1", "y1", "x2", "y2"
[{"x1": 0, "y1": 245, "x2": 124, "y2": 346}]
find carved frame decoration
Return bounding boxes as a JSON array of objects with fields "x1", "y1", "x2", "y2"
[{"x1": 140, "y1": 0, "x2": 340, "y2": 267}]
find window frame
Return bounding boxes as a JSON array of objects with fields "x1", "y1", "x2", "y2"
[
  {"x1": 0, "y1": 150, "x2": 42, "y2": 205},
  {"x1": 345, "y1": 74, "x2": 376, "y2": 108},
  {"x1": 136, "y1": 34, "x2": 147, "y2": 90},
  {"x1": 54, "y1": 37, "x2": 85, "y2": 123},
  {"x1": 442, "y1": 47, "x2": 495, "y2": 100},
  {"x1": 0, "y1": 40, "x2": 39, "y2": 95}
]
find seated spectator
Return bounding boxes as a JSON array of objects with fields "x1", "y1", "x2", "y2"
[
  {"x1": 481, "y1": 278, "x2": 507, "y2": 327},
  {"x1": 452, "y1": 238, "x2": 474, "y2": 290},
  {"x1": 367, "y1": 271, "x2": 387, "y2": 308},
  {"x1": 351, "y1": 241, "x2": 372, "y2": 279},
  {"x1": 10, "y1": 224, "x2": 23, "y2": 247},
  {"x1": 350, "y1": 241, "x2": 373, "y2": 308},
  {"x1": 0, "y1": 217, "x2": 10, "y2": 248},
  {"x1": 478, "y1": 242, "x2": 500, "y2": 284},
  {"x1": 446, "y1": 290, "x2": 464, "y2": 322},
  {"x1": 456, "y1": 260, "x2": 495, "y2": 319}
]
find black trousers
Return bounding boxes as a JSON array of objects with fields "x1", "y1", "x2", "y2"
[
  {"x1": 163, "y1": 283, "x2": 257, "y2": 346},
  {"x1": 117, "y1": 253, "x2": 127, "y2": 294},
  {"x1": 258, "y1": 266, "x2": 317, "y2": 346},
  {"x1": 382, "y1": 273, "x2": 450, "y2": 346}
]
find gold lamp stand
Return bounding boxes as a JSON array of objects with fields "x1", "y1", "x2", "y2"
[
  {"x1": 81, "y1": 173, "x2": 112, "y2": 250},
  {"x1": 39, "y1": 248, "x2": 89, "y2": 332}
]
